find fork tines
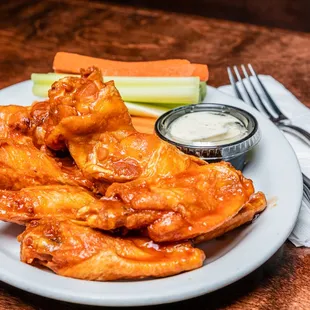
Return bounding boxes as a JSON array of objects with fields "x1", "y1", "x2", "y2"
[{"x1": 227, "y1": 64, "x2": 285, "y2": 121}]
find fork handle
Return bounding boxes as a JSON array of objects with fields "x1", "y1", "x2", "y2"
[{"x1": 279, "y1": 124, "x2": 310, "y2": 147}]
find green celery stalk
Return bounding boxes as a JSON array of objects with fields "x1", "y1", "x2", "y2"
[
  {"x1": 199, "y1": 82, "x2": 207, "y2": 101},
  {"x1": 32, "y1": 84, "x2": 50, "y2": 98},
  {"x1": 32, "y1": 73, "x2": 200, "y2": 88},
  {"x1": 118, "y1": 86, "x2": 199, "y2": 104},
  {"x1": 31, "y1": 73, "x2": 201, "y2": 104},
  {"x1": 32, "y1": 84, "x2": 199, "y2": 104},
  {"x1": 31, "y1": 73, "x2": 77, "y2": 84},
  {"x1": 124, "y1": 102, "x2": 169, "y2": 118}
]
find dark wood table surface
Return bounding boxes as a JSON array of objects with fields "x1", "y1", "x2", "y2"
[{"x1": 1, "y1": 1, "x2": 310, "y2": 309}]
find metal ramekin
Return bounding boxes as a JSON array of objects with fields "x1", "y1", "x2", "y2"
[{"x1": 155, "y1": 103, "x2": 261, "y2": 170}]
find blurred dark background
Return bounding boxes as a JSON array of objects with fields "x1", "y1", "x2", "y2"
[{"x1": 107, "y1": 0, "x2": 310, "y2": 32}]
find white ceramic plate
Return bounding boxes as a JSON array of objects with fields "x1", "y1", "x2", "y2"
[{"x1": 0, "y1": 81, "x2": 303, "y2": 307}]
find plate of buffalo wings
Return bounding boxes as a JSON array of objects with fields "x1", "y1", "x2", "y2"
[{"x1": 0, "y1": 68, "x2": 302, "y2": 306}]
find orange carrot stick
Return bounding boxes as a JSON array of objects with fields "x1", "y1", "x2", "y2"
[
  {"x1": 192, "y1": 64, "x2": 209, "y2": 82},
  {"x1": 53, "y1": 52, "x2": 209, "y2": 81},
  {"x1": 54, "y1": 52, "x2": 188, "y2": 72}
]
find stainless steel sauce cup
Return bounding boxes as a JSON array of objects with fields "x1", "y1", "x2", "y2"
[{"x1": 155, "y1": 103, "x2": 261, "y2": 170}]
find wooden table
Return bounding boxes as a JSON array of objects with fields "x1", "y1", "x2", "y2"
[{"x1": 1, "y1": 1, "x2": 310, "y2": 309}]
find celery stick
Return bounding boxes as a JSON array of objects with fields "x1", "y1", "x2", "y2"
[
  {"x1": 32, "y1": 73, "x2": 202, "y2": 104},
  {"x1": 124, "y1": 102, "x2": 169, "y2": 118},
  {"x1": 105, "y1": 76, "x2": 200, "y2": 88},
  {"x1": 118, "y1": 86, "x2": 199, "y2": 104},
  {"x1": 32, "y1": 73, "x2": 199, "y2": 88},
  {"x1": 31, "y1": 73, "x2": 76, "y2": 84},
  {"x1": 32, "y1": 84, "x2": 50, "y2": 98},
  {"x1": 33, "y1": 83, "x2": 199, "y2": 104},
  {"x1": 146, "y1": 103, "x2": 184, "y2": 109},
  {"x1": 199, "y1": 82, "x2": 207, "y2": 101}
]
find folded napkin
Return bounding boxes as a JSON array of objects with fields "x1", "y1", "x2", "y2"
[{"x1": 218, "y1": 75, "x2": 310, "y2": 247}]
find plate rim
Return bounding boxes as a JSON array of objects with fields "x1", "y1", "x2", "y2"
[{"x1": 0, "y1": 80, "x2": 303, "y2": 307}]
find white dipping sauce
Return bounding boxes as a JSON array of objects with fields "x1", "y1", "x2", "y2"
[{"x1": 168, "y1": 111, "x2": 248, "y2": 146}]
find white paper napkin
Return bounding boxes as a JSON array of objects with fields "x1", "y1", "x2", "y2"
[{"x1": 218, "y1": 75, "x2": 310, "y2": 247}]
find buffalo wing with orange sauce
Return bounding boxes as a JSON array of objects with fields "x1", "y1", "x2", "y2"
[{"x1": 19, "y1": 219, "x2": 205, "y2": 281}]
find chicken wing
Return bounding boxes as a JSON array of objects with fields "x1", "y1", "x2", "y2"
[
  {"x1": 0, "y1": 161, "x2": 265, "y2": 243},
  {"x1": 0, "y1": 139, "x2": 93, "y2": 191},
  {"x1": 0, "y1": 101, "x2": 50, "y2": 146},
  {"x1": 193, "y1": 191, "x2": 267, "y2": 243},
  {"x1": 44, "y1": 67, "x2": 133, "y2": 151},
  {"x1": 0, "y1": 105, "x2": 31, "y2": 142},
  {"x1": 28, "y1": 100, "x2": 51, "y2": 147},
  {"x1": 105, "y1": 162, "x2": 266, "y2": 242},
  {"x1": 0, "y1": 102, "x2": 101, "y2": 191},
  {"x1": 19, "y1": 219, "x2": 205, "y2": 280},
  {"x1": 0, "y1": 184, "x2": 166, "y2": 230},
  {"x1": 0, "y1": 185, "x2": 97, "y2": 224}
]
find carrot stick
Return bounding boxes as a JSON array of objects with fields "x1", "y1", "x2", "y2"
[
  {"x1": 54, "y1": 52, "x2": 189, "y2": 73},
  {"x1": 53, "y1": 52, "x2": 209, "y2": 81},
  {"x1": 192, "y1": 64, "x2": 209, "y2": 82}
]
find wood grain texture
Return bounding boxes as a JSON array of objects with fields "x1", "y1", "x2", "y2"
[
  {"x1": 0, "y1": 0, "x2": 310, "y2": 309},
  {"x1": 108, "y1": 0, "x2": 310, "y2": 32}
]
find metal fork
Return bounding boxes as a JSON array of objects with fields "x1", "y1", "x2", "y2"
[
  {"x1": 228, "y1": 64, "x2": 310, "y2": 146},
  {"x1": 227, "y1": 64, "x2": 310, "y2": 201}
]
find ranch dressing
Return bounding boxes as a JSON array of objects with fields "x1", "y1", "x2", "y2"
[{"x1": 167, "y1": 111, "x2": 248, "y2": 146}]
